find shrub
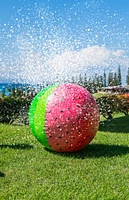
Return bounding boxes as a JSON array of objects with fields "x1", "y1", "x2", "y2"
[
  {"x1": 96, "y1": 95, "x2": 129, "y2": 119},
  {"x1": 0, "y1": 97, "x2": 31, "y2": 124},
  {"x1": 0, "y1": 83, "x2": 39, "y2": 124}
]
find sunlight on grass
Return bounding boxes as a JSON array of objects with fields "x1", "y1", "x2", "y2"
[{"x1": 0, "y1": 113, "x2": 129, "y2": 199}]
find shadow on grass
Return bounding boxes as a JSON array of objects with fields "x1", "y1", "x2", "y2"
[
  {"x1": 46, "y1": 143, "x2": 129, "y2": 158},
  {"x1": 0, "y1": 171, "x2": 6, "y2": 178},
  {"x1": 11, "y1": 123, "x2": 25, "y2": 126},
  {"x1": 99, "y1": 115, "x2": 129, "y2": 133},
  {"x1": 0, "y1": 143, "x2": 34, "y2": 150}
]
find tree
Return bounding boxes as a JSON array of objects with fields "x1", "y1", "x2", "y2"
[
  {"x1": 103, "y1": 70, "x2": 106, "y2": 87},
  {"x1": 78, "y1": 74, "x2": 83, "y2": 86},
  {"x1": 126, "y1": 67, "x2": 129, "y2": 85},
  {"x1": 71, "y1": 76, "x2": 75, "y2": 84},
  {"x1": 108, "y1": 71, "x2": 114, "y2": 86},
  {"x1": 11, "y1": 83, "x2": 16, "y2": 97},
  {"x1": 99, "y1": 75, "x2": 103, "y2": 88},
  {"x1": 1, "y1": 87, "x2": 5, "y2": 98},
  {"x1": 117, "y1": 65, "x2": 122, "y2": 86},
  {"x1": 87, "y1": 78, "x2": 92, "y2": 93},
  {"x1": 83, "y1": 73, "x2": 88, "y2": 88},
  {"x1": 94, "y1": 74, "x2": 99, "y2": 89},
  {"x1": 113, "y1": 72, "x2": 118, "y2": 86}
]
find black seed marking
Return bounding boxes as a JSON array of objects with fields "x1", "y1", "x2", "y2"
[
  {"x1": 68, "y1": 107, "x2": 70, "y2": 110},
  {"x1": 73, "y1": 137, "x2": 76, "y2": 140},
  {"x1": 48, "y1": 110, "x2": 51, "y2": 113},
  {"x1": 79, "y1": 96, "x2": 81, "y2": 99},
  {"x1": 57, "y1": 125, "x2": 61, "y2": 128},
  {"x1": 48, "y1": 128, "x2": 51, "y2": 130},
  {"x1": 66, "y1": 140, "x2": 68, "y2": 143},
  {"x1": 68, "y1": 117, "x2": 70, "y2": 120},
  {"x1": 55, "y1": 117, "x2": 58, "y2": 121},
  {"x1": 54, "y1": 93, "x2": 57, "y2": 95},
  {"x1": 66, "y1": 131, "x2": 69, "y2": 134},
  {"x1": 78, "y1": 130, "x2": 81, "y2": 133},
  {"x1": 49, "y1": 135, "x2": 52, "y2": 138},
  {"x1": 55, "y1": 103, "x2": 58, "y2": 106},
  {"x1": 58, "y1": 136, "x2": 62, "y2": 138},
  {"x1": 56, "y1": 143, "x2": 59, "y2": 146},
  {"x1": 60, "y1": 110, "x2": 64, "y2": 113},
  {"x1": 77, "y1": 104, "x2": 81, "y2": 108}
]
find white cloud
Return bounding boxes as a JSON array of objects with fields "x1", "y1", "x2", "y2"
[
  {"x1": 0, "y1": 45, "x2": 129, "y2": 83},
  {"x1": 49, "y1": 45, "x2": 129, "y2": 78},
  {"x1": 112, "y1": 49, "x2": 125, "y2": 57}
]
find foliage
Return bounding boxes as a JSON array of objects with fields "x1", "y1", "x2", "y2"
[
  {"x1": 122, "y1": 93, "x2": 129, "y2": 100},
  {"x1": 0, "y1": 66, "x2": 127, "y2": 124},
  {"x1": 68, "y1": 65, "x2": 123, "y2": 93},
  {"x1": 0, "y1": 83, "x2": 42, "y2": 124},
  {"x1": 126, "y1": 67, "x2": 129, "y2": 85},
  {"x1": 108, "y1": 67, "x2": 122, "y2": 86},
  {"x1": 0, "y1": 83, "x2": 43, "y2": 98},
  {"x1": 0, "y1": 97, "x2": 31, "y2": 124},
  {"x1": 96, "y1": 95, "x2": 129, "y2": 119},
  {"x1": 0, "y1": 114, "x2": 129, "y2": 200},
  {"x1": 117, "y1": 65, "x2": 122, "y2": 85},
  {"x1": 103, "y1": 70, "x2": 107, "y2": 87}
]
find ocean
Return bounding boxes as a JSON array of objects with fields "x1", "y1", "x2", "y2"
[
  {"x1": 0, "y1": 83, "x2": 45, "y2": 96},
  {"x1": 0, "y1": 83, "x2": 11, "y2": 96},
  {"x1": 0, "y1": 83, "x2": 29, "y2": 96}
]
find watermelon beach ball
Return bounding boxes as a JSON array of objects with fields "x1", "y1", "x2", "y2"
[{"x1": 29, "y1": 84, "x2": 100, "y2": 152}]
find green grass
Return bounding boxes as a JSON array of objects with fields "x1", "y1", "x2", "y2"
[
  {"x1": 93, "y1": 92, "x2": 107, "y2": 99},
  {"x1": 0, "y1": 113, "x2": 129, "y2": 200}
]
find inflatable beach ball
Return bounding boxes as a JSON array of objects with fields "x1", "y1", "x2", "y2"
[{"x1": 29, "y1": 84, "x2": 100, "y2": 152}]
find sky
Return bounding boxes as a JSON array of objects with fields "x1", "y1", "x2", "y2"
[{"x1": 0, "y1": 0, "x2": 129, "y2": 84}]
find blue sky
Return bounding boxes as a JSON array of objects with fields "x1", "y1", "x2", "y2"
[
  {"x1": 0, "y1": 0, "x2": 129, "y2": 84},
  {"x1": 0, "y1": 0, "x2": 129, "y2": 21}
]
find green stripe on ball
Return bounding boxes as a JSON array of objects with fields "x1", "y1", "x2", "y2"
[
  {"x1": 29, "y1": 86, "x2": 49, "y2": 139},
  {"x1": 29, "y1": 85, "x2": 57, "y2": 149}
]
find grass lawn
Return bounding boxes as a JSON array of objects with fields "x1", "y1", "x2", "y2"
[{"x1": 0, "y1": 113, "x2": 129, "y2": 200}]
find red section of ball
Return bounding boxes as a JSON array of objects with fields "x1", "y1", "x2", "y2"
[{"x1": 45, "y1": 84, "x2": 100, "y2": 152}]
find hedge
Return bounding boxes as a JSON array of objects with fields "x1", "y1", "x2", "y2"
[
  {"x1": 0, "y1": 97, "x2": 31, "y2": 124},
  {"x1": 96, "y1": 95, "x2": 129, "y2": 119},
  {"x1": 0, "y1": 94, "x2": 129, "y2": 124}
]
